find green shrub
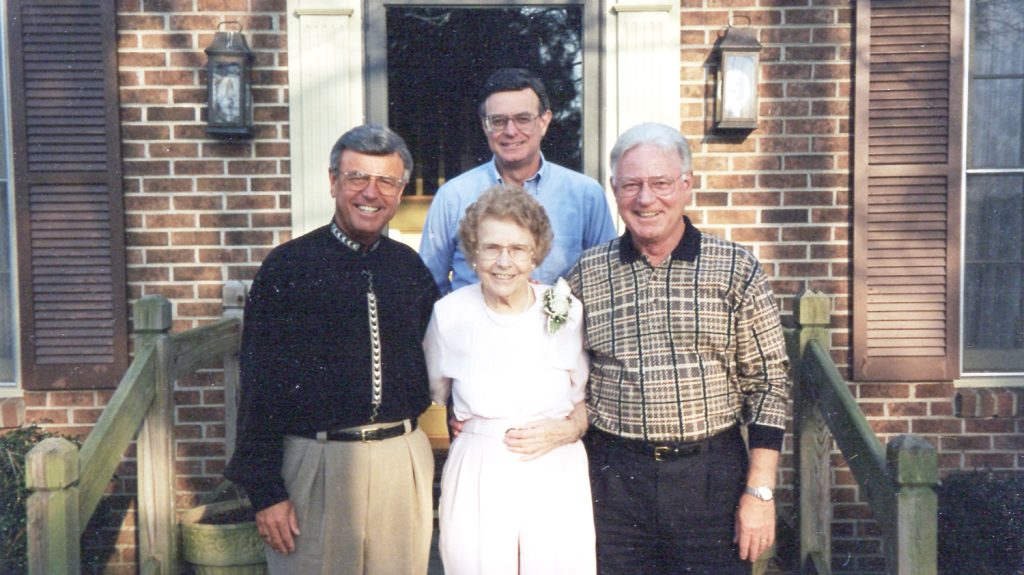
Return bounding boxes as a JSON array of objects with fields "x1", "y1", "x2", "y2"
[
  {"x1": 0, "y1": 426, "x2": 71, "y2": 575},
  {"x1": 938, "y1": 470, "x2": 1024, "y2": 575}
]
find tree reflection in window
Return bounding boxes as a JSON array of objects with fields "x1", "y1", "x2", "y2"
[{"x1": 386, "y1": 7, "x2": 583, "y2": 196}]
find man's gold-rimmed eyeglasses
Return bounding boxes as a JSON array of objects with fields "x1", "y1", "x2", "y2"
[
  {"x1": 612, "y1": 174, "x2": 684, "y2": 198},
  {"x1": 338, "y1": 170, "x2": 406, "y2": 197},
  {"x1": 476, "y1": 243, "x2": 534, "y2": 263},
  {"x1": 483, "y1": 113, "x2": 540, "y2": 134}
]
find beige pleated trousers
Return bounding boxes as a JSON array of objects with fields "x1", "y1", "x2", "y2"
[{"x1": 266, "y1": 427, "x2": 435, "y2": 575}]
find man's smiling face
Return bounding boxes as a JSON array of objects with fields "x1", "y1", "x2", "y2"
[{"x1": 329, "y1": 150, "x2": 405, "y2": 245}]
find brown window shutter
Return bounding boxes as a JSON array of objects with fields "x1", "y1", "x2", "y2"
[
  {"x1": 853, "y1": 0, "x2": 965, "y2": 381},
  {"x1": 9, "y1": 0, "x2": 128, "y2": 389}
]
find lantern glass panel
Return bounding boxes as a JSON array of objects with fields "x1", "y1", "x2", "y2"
[
  {"x1": 721, "y1": 53, "x2": 757, "y2": 122},
  {"x1": 210, "y1": 62, "x2": 243, "y2": 126}
]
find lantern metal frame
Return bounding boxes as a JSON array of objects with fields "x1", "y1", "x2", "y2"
[
  {"x1": 205, "y1": 21, "x2": 254, "y2": 138},
  {"x1": 715, "y1": 23, "x2": 762, "y2": 130}
]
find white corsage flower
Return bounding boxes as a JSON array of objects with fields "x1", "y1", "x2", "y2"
[{"x1": 543, "y1": 277, "x2": 572, "y2": 334}]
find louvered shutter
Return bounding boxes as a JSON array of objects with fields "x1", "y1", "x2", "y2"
[
  {"x1": 852, "y1": 0, "x2": 964, "y2": 381},
  {"x1": 9, "y1": 0, "x2": 128, "y2": 389}
]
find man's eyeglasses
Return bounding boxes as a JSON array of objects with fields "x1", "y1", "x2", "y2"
[
  {"x1": 612, "y1": 174, "x2": 685, "y2": 198},
  {"x1": 483, "y1": 113, "x2": 540, "y2": 134},
  {"x1": 476, "y1": 243, "x2": 534, "y2": 263},
  {"x1": 338, "y1": 171, "x2": 406, "y2": 197}
]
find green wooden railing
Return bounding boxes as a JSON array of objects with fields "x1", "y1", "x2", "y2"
[
  {"x1": 783, "y1": 290, "x2": 938, "y2": 575},
  {"x1": 24, "y1": 282, "x2": 247, "y2": 575}
]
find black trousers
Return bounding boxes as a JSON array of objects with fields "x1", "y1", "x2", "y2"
[{"x1": 585, "y1": 426, "x2": 751, "y2": 575}]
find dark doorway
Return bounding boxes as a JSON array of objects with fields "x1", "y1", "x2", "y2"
[{"x1": 368, "y1": 3, "x2": 596, "y2": 198}]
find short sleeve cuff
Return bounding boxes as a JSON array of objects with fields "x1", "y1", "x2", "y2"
[{"x1": 748, "y1": 424, "x2": 784, "y2": 451}]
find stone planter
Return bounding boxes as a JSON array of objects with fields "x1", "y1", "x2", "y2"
[{"x1": 180, "y1": 498, "x2": 268, "y2": 575}]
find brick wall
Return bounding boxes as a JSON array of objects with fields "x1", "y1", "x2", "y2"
[{"x1": 12, "y1": 1, "x2": 1022, "y2": 574}]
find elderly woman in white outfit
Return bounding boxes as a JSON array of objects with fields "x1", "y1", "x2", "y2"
[{"x1": 423, "y1": 184, "x2": 596, "y2": 575}]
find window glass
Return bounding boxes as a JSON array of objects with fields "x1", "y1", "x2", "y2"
[
  {"x1": 384, "y1": 6, "x2": 584, "y2": 197},
  {"x1": 964, "y1": 0, "x2": 1024, "y2": 373}
]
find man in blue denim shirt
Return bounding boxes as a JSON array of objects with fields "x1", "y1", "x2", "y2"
[{"x1": 419, "y1": 68, "x2": 616, "y2": 294}]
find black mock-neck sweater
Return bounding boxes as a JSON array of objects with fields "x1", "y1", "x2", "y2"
[{"x1": 225, "y1": 224, "x2": 439, "y2": 511}]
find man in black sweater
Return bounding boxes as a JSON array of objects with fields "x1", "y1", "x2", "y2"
[{"x1": 226, "y1": 124, "x2": 440, "y2": 575}]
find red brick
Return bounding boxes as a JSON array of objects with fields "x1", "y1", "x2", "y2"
[
  {"x1": 252, "y1": 213, "x2": 291, "y2": 228},
  {"x1": 965, "y1": 453, "x2": 1016, "y2": 469},
  {"x1": 171, "y1": 231, "x2": 222, "y2": 246},
  {"x1": 124, "y1": 160, "x2": 171, "y2": 177},
  {"x1": 226, "y1": 231, "x2": 273, "y2": 245},
  {"x1": 198, "y1": 177, "x2": 250, "y2": 192},
  {"x1": 174, "y1": 196, "x2": 224, "y2": 211},
  {"x1": 782, "y1": 225, "x2": 831, "y2": 240},
  {"x1": 198, "y1": 213, "x2": 248, "y2": 228},
  {"x1": 146, "y1": 106, "x2": 197, "y2": 123},
  {"x1": 128, "y1": 267, "x2": 171, "y2": 282},
  {"x1": 121, "y1": 88, "x2": 170, "y2": 105},
  {"x1": 225, "y1": 160, "x2": 280, "y2": 176},
  {"x1": 910, "y1": 418, "x2": 962, "y2": 435},
  {"x1": 251, "y1": 177, "x2": 291, "y2": 192},
  {"x1": 26, "y1": 409, "x2": 70, "y2": 424},
  {"x1": 146, "y1": 249, "x2": 195, "y2": 264},
  {"x1": 762, "y1": 209, "x2": 808, "y2": 224},
  {"x1": 887, "y1": 401, "x2": 927, "y2": 417},
  {"x1": 143, "y1": 284, "x2": 195, "y2": 300},
  {"x1": 50, "y1": 392, "x2": 97, "y2": 407},
  {"x1": 125, "y1": 195, "x2": 170, "y2": 211},
  {"x1": 172, "y1": 266, "x2": 224, "y2": 282},
  {"x1": 149, "y1": 142, "x2": 199, "y2": 158},
  {"x1": 178, "y1": 302, "x2": 222, "y2": 317},
  {"x1": 695, "y1": 192, "x2": 729, "y2": 207},
  {"x1": 198, "y1": 248, "x2": 249, "y2": 264},
  {"x1": 175, "y1": 160, "x2": 226, "y2": 175},
  {"x1": 779, "y1": 262, "x2": 829, "y2": 277},
  {"x1": 914, "y1": 383, "x2": 954, "y2": 399},
  {"x1": 732, "y1": 227, "x2": 779, "y2": 243},
  {"x1": 145, "y1": 214, "x2": 197, "y2": 228},
  {"x1": 0, "y1": 398, "x2": 25, "y2": 428}
]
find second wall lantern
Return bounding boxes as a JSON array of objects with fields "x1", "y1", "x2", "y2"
[
  {"x1": 205, "y1": 22, "x2": 254, "y2": 138},
  {"x1": 715, "y1": 23, "x2": 762, "y2": 130}
]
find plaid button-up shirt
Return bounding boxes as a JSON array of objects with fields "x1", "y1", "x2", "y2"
[{"x1": 568, "y1": 219, "x2": 790, "y2": 450}]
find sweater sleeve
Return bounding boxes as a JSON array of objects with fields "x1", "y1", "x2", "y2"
[{"x1": 223, "y1": 262, "x2": 291, "y2": 511}]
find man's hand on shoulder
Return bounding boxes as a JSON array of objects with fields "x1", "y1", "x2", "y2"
[{"x1": 256, "y1": 499, "x2": 300, "y2": 555}]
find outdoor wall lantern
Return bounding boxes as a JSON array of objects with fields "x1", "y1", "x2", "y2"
[
  {"x1": 205, "y1": 22, "x2": 254, "y2": 139},
  {"x1": 715, "y1": 21, "x2": 762, "y2": 130}
]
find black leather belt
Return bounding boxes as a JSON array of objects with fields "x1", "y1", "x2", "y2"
[
  {"x1": 301, "y1": 419, "x2": 416, "y2": 442},
  {"x1": 591, "y1": 427, "x2": 707, "y2": 461}
]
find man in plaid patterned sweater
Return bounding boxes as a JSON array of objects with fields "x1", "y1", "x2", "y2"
[{"x1": 568, "y1": 122, "x2": 791, "y2": 575}]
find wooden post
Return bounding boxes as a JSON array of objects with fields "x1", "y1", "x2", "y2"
[
  {"x1": 792, "y1": 289, "x2": 833, "y2": 574},
  {"x1": 134, "y1": 296, "x2": 176, "y2": 575},
  {"x1": 222, "y1": 280, "x2": 247, "y2": 462},
  {"x1": 26, "y1": 437, "x2": 81, "y2": 575},
  {"x1": 886, "y1": 435, "x2": 938, "y2": 575}
]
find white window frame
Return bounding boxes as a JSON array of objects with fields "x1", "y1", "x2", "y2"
[{"x1": 0, "y1": 1, "x2": 19, "y2": 393}]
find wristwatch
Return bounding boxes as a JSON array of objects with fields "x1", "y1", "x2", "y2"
[{"x1": 744, "y1": 485, "x2": 774, "y2": 502}]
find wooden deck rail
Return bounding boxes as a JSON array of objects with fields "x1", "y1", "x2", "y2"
[
  {"x1": 790, "y1": 290, "x2": 937, "y2": 575},
  {"x1": 25, "y1": 281, "x2": 247, "y2": 575}
]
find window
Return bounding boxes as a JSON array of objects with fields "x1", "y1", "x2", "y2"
[
  {"x1": 963, "y1": 0, "x2": 1024, "y2": 375},
  {"x1": 0, "y1": 10, "x2": 14, "y2": 387}
]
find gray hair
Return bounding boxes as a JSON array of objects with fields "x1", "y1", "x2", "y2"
[
  {"x1": 609, "y1": 122, "x2": 693, "y2": 176},
  {"x1": 328, "y1": 124, "x2": 414, "y2": 180}
]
